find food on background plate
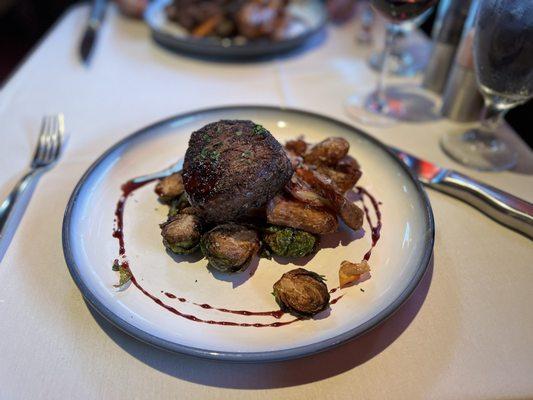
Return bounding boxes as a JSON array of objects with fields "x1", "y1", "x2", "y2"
[
  {"x1": 115, "y1": 0, "x2": 149, "y2": 19},
  {"x1": 165, "y1": 0, "x2": 292, "y2": 41}
]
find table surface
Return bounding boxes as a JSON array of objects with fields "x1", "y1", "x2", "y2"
[{"x1": 0, "y1": 4, "x2": 532, "y2": 400}]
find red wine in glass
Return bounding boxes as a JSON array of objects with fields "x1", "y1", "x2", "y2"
[{"x1": 370, "y1": 0, "x2": 437, "y2": 22}]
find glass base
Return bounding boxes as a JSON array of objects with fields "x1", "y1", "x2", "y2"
[
  {"x1": 345, "y1": 85, "x2": 440, "y2": 126},
  {"x1": 440, "y1": 129, "x2": 517, "y2": 171},
  {"x1": 345, "y1": 92, "x2": 401, "y2": 127},
  {"x1": 369, "y1": 50, "x2": 423, "y2": 77}
]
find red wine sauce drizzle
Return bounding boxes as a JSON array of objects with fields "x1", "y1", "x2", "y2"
[
  {"x1": 163, "y1": 292, "x2": 186, "y2": 302},
  {"x1": 130, "y1": 275, "x2": 297, "y2": 328},
  {"x1": 113, "y1": 178, "x2": 297, "y2": 327},
  {"x1": 194, "y1": 303, "x2": 285, "y2": 319},
  {"x1": 163, "y1": 292, "x2": 285, "y2": 319},
  {"x1": 112, "y1": 178, "x2": 383, "y2": 327},
  {"x1": 327, "y1": 188, "x2": 382, "y2": 295},
  {"x1": 113, "y1": 180, "x2": 153, "y2": 256},
  {"x1": 356, "y1": 186, "x2": 383, "y2": 262}
]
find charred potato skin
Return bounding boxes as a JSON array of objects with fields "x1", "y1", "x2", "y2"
[
  {"x1": 294, "y1": 167, "x2": 364, "y2": 231},
  {"x1": 316, "y1": 164, "x2": 362, "y2": 194},
  {"x1": 273, "y1": 268, "x2": 330, "y2": 318},
  {"x1": 200, "y1": 223, "x2": 260, "y2": 273},
  {"x1": 267, "y1": 195, "x2": 339, "y2": 235},
  {"x1": 161, "y1": 214, "x2": 203, "y2": 254},
  {"x1": 303, "y1": 137, "x2": 350, "y2": 167},
  {"x1": 285, "y1": 138, "x2": 308, "y2": 156},
  {"x1": 155, "y1": 172, "x2": 185, "y2": 203}
]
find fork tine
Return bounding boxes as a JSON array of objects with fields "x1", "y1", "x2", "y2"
[
  {"x1": 54, "y1": 114, "x2": 65, "y2": 160},
  {"x1": 48, "y1": 123, "x2": 61, "y2": 163},
  {"x1": 32, "y1": 117, "x2": 49, "y2": 165},
  {"x1": 44, "y1": 117, "x2": 58, "y2": 164},
  {"x1": 50, "y1": 114, "x2": 64, "y2": 162},
  {"x1": 32, "y1": 115, "x2": 65, "y2": 167},
  {"x1": 49, "y1": 114, "x2": 64, "y2": 163}
]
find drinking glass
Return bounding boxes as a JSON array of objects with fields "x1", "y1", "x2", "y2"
[
  {"x1": 368, "y1": 9, "x2": 432, "y2": 77},
  {"x1": 346, "y1": 0, "x2": 438, "y2": 126},
  {"x1": 440, "y1": 0, "x2": 533, "y2": 171}
]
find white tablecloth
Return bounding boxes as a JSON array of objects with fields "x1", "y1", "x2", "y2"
[{"x1": 0, "y1": 4, "x2": 532, "y2": 400}]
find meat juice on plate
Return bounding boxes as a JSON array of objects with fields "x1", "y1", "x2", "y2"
[{"x1": 370, "y1": 0, "x2": 437, "y2": 22}]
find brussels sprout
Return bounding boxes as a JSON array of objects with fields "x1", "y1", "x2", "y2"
[
  {"x1": 273, "y1": 268, "x2": 330, "y2": 318},
  {"x1": 262, "y1": 225, "x2": 318, "y2": 258},
  {"x1": 168, "y1": 193, "x2": 190, "y2": 218},
  {"x1": 161, "y1": 214, "x2": 202, "y2": 254},
  {"x1": 201, "y1": 223, "x2": 260, "y2": 273},
  {"x1": 155, "y1": 172, "x2": 184, "y2": 203}
]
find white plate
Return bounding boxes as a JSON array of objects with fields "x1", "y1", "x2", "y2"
[{"x1": 63, "y1": 106, "x2": 434, "y2": 362}]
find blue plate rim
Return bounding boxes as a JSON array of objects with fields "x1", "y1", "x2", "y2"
[{"x1": 62, "y1": 105, "x2": 435, "y2": 363}]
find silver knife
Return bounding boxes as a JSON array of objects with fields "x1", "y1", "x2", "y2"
[
  {"x1": 390, "y1": 147, "x2": 533, "y2": 239},
  {"x1": 80, "y1": 0, "x2": 108, "y2": 64}
]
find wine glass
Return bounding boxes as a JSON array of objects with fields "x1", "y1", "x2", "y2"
[
  {"x1": 368, "y1": 9, "x2": 432, "y2": 77},
  {"x1": 440, "y1": 0, "x2": 533, "y2": 171},
  {"x1": 346, "y1": 0, "x2": 438, "y2": 126}
]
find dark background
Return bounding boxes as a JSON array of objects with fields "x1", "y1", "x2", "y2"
[{"x1": 0, "y1": 0, "x2": 530, "y2": 147}]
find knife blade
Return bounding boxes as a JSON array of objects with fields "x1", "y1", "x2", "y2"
[
  {"x1": 80, "y1": 0, "x2": 108, "y2": 64},
  {"x1": 390, "y1": 146, "x2": 533, "y2": 239}
]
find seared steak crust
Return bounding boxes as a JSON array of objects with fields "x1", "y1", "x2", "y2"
[{"x1": 183, "y1": 120, "x2": 293, "y2": 223}]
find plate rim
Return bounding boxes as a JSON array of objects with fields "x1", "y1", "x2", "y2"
[
  {"x1": 144, "y1": 0, "x2": 328, "y2": 59},
  {"x1": 62, "y1": 105, "x2": 435, "y2": 363}
]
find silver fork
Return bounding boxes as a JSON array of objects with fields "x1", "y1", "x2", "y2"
[{"x1": 0, "y1": 115, "x2": 65, "y2": 253}]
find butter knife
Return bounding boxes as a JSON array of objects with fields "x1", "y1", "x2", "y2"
[
  {"x1": 390, "y1": 147, "x2": 533, "y2": 239},
  {"x1": 80, "y1": 0, "x2": 108, "y2": 64}
]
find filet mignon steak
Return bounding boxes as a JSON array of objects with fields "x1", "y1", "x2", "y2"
[{"x1": 182, "y1": 120, "x2": 293, "y2": 223}]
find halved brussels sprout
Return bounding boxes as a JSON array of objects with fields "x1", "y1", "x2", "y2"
[
  {"x1": 273, "y1": 268, "x2": 330, "y2": 318},
  {"x1": 161, "y1": 214, "x2": 202, "y2": 254},
  {"x1": 200, "y1": 223, "x2": 260, "y2": 273}
]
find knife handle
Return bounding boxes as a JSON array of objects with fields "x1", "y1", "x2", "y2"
[
  {"x1": 433, "y1": 171, "x2": 533, "y2": 239},
  {"x1": 89, "y1": 0, "x2": 107, "y2": 26}
]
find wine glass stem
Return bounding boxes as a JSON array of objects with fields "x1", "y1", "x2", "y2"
[
  {"x1": 479, "y1": 101, "x2": 507, "y2": 134},
  {"x1": 375, "y1": 24, "x2": 399, "y2": 108}
]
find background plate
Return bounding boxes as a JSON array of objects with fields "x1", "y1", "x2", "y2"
[
  {"x1": 144, "y1": 0, "x2": 327, "y2": 59},
  {"x1": 63, "y1": 106, "x2": 434, "y2": 362}
]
